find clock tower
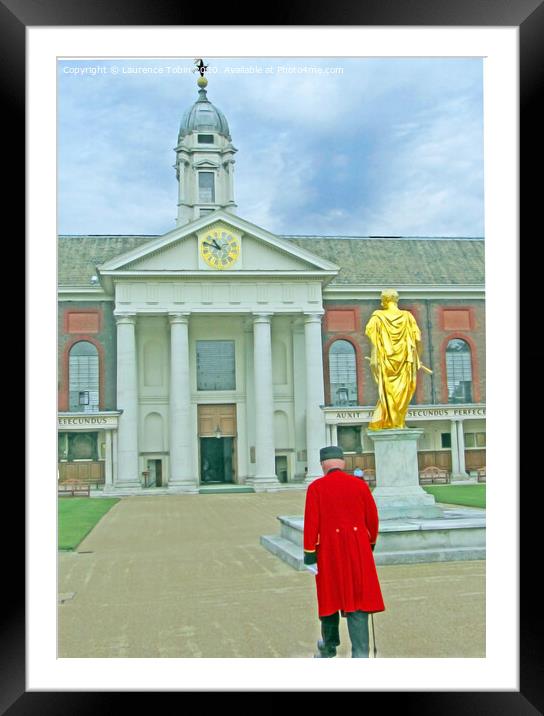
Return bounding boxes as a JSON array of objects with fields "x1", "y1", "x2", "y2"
[{"x1": 175, "y1": 74, "x2": 237, "y2": 226}]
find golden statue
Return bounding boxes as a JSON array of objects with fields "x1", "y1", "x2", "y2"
[{"x1": 365, "y1": 289, "x2": 432, "y2": 430}]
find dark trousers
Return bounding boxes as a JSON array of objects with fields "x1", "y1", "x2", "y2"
[{"x1": 320, "y1": 611, "x2": 370, "y2": 658}]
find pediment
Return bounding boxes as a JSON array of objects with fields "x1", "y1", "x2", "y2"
[
  {"x1": 98, "y1": 211, "x2": 339, "y2": 277},
  {"x1": 194, "y1": 159, "x2": 220, "y2": 169}
]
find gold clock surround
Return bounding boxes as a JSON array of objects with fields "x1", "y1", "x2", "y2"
[{"x1": 199, "y1": 224, "x2": 241, "y2": 270}]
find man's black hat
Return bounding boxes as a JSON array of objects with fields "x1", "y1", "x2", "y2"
[{"x1": 319, "y1": 445, "x2": 344, "y2": 461}]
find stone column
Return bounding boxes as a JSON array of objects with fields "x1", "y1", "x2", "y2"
[
  {"x1": 112, "y1": 430, "x2": 118, "y2": 484},
  {"x1": 178, "y1": 160, "x2": 185, "y2": 202},
  {"x1": 249, "y1": 313, "x2": 279, "y2": 491},
  {"x1": 292, "y1": 320, "x2": 307, "y2": 480},
  {"x1": 168, "y1": 312, "x2": 196, "y2": 491},
  {"x1": 331, "y1": 423, "x2": 338, "y2": 447},
  {"x1": 244, "y1": 321, "x2": 256, "y2": 481},
  {"x1": 225, "y1": 159, "x2": 235, "y2": 204},
  {"x1": 115, "y1": 313, "x2": 140, "y2": 487},
  {"x1": 450, "y1": 419, "x2": 470, "y2": 481},
  {"x1": 456, "y1": 419, "x2": 468, "y2": 479},
  {"x1": 450, "y1": 420, "x2": 461, "y2": 476},
  {"x1": 105, "y1": 429, "x2": 113, "y2": 487},
  {"x1": 304, "y1": 313, "x2": 326, "y2": 482}
]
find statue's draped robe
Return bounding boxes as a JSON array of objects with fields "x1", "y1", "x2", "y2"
[{"x1": 365, "y1": 309, "x2": 421, "y2": 430}]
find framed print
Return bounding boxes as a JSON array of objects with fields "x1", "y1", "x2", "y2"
[{"x1": 15, "y1": 0, "x2": 536, "y2": 711}]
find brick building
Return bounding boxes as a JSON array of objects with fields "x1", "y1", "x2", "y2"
[{"x1": 57, "y1": 79, "x2": 485, "y2": 494}]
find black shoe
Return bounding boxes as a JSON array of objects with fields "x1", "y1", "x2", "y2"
[{"x1": 314, "y1": 639, "x2": 337, "y2": 658}]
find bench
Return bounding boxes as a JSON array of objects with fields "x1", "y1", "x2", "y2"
[
  {"x1": 58, "y1": 480, "x2": 91, "y2": 497},
  {"x1": 477, "y1": 466, "x2": 486, "y2": 483},
  {"x1": 419, "y1": 466, "x2": 450, "y2": 485}
]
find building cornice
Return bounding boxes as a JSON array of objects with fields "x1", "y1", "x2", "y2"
[
  {"x1": 323, "y1": 403, "x2": 486, "y2": 423},
  {"x1": 98, "y1": 270, "x2": 338, "y2": 280},
  {"x1": 58, "y1": 287, "x2": 113, "y2": 301},
  {"x1": 324, "y1": 284, "x2": 485, "y2": 300}
]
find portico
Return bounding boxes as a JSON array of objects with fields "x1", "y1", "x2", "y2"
[{"x1": 97, "y1": 211, "x2": 337, "y2": 493}]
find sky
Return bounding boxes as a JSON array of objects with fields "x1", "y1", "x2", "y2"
[{"x1": 58, "y1": 57, "x2": 484, "y2": 238}]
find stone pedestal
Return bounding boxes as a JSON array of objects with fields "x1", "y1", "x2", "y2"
[
  {"x1": 261, "y1": 510, "x2": 486, "y2": 568},
  {"x1": 368, "y1": 428, "x2": 442, "y2": 520}
]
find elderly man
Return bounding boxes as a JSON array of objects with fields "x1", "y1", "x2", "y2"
[{"x1": 303, "y1": 445, "x2": 385, "y2": 658}]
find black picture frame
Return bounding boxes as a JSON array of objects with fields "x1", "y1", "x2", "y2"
[{"x1": 13, "y1": 0, "x2": 535, "y2": 711}]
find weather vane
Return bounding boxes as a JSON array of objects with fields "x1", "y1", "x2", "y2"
[{"x1": 193, "y1": 59, "x2": 209, "y2": 77}]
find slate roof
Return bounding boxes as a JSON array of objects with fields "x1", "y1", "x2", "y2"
[
  {"x1": 285, "y1": 236, "x2": 485, "y2": 285},
  {"x1": 58, "y1": 234, "x2": 484, "y2": 288},
  {"x1": 58, "y1": 235, "x2": 156, "y2": 286}
]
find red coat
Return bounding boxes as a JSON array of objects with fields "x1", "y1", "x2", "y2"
[{"x1": 303, "y1": 469, "x2": 385, "y2": 617}]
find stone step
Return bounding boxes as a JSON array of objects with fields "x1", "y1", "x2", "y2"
[
  {"x1": 261, "y1": 509, "x2": 486, "y2": 567},
  {"x1": 199, "y1": 485, "x2": 255, "y2": 494},
  {"x1": 260, "y1": 535, "x2": 306, "y2": 571},
  {"x1": 375, "y1": 546, "x2": 486, "y2": 565}
]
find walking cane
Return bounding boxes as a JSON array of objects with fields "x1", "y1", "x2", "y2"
[{"x1": 370, "y1": 613, "x2": 377, "y2": 657}]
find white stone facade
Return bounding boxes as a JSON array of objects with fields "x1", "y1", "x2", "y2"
[{"x1": 95, "y1": 212, "x2": 338, "y2": 492}]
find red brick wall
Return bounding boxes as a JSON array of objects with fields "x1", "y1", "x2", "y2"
[
  {"x1": 58, "y1": 307, "x2": 107, "y2": 411},
  {"x1": 323, "y1": 298, "x2": 485, "y2": 406}
]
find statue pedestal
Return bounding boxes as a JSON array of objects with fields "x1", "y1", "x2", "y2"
[{"x1": 368, "y1": 428, "x2": 442, "y2": 520}]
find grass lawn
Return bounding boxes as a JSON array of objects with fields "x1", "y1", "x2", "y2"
[
  {"x1": 58, "y1": 498, "x2": 120, "y2": 551},
  {"x1": 422, "y1": 484, "x2": 486, "y2": 508}
]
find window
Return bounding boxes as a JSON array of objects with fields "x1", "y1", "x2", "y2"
[
  {"x1": 58, "y1": 433, "x2": 68, "y2": 461},
  {"x1": 446, "y1": 339, "x2": 473, "y2": 403},
  {"x1": 465, "y1": 432, "x2": 486, "y2": 448},
  {"x1": 68, "y1": 432, "x2": 98, "y2": 461},
  {"x1": 198, "y1": 134, "x2": 214, "y2": 143},
  {"x1": 69, "y1": 341, "x2": 99, "y2": 412},
  {"x1": 338, "y1": 426, "x2": 362, "y2": 453},
  {"x1": 329, "y1": 340, "x2": 357, "y2": 406},
  {"x1": 441, "y1": 433, "x2": 452, "y2": 449},
  {"x1": 197, "y1": 340, "x2": 235, "y2": 391},
  {"x1": 199, "y1": 172, "x2": 215, "y2": 203}
]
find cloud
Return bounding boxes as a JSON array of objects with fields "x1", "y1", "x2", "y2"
[{"x1": 58, "y1": 58, "x2": 484, "y2": 237}]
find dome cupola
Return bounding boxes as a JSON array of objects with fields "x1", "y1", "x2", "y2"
[
  {"x1": 174, "y1": 75, "x2": 237, "y2": 226},
  {"x1": 178, "y1": 76, "x2": 232, "y2": 142}
]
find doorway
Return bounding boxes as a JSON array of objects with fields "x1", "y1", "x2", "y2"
[
  {"x1": 200, "y1": 437, "x2": 234, "y2": 484},
  {"x1": 275, "y1": 455, "x2": 288, "y2": 483},
  {"x1": 147, "y1": 459, "x2": 163, "y2": 487},
  {"x1": 198, "y1": 404, "x2": 237, "y2": 485}
]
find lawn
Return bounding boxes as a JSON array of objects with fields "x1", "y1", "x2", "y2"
[
  {"x1": 422, "y1": 484, "x2": 486, "y2": 508},
  {"x1": 58, "y1": 497, "x2": 120, "y2": 551}
]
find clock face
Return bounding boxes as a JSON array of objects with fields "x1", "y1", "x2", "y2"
[{"x1": 200, "y1": 228, "x2": 240, "y2": 270}]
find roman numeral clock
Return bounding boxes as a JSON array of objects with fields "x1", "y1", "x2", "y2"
[{"x1": 198, "y1": 223, "x2": 241, "y2": 270}]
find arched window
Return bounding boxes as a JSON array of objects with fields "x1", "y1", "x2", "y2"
[
  {"x1": 69, "y1": 341, "x2": 99, "y2": 412},
  {"x1": 446, "y1": 339, "x2": 473, "y2": 403},
  {"x1": 329, "y1": 340, "x2": 357, "y2": 406}
]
